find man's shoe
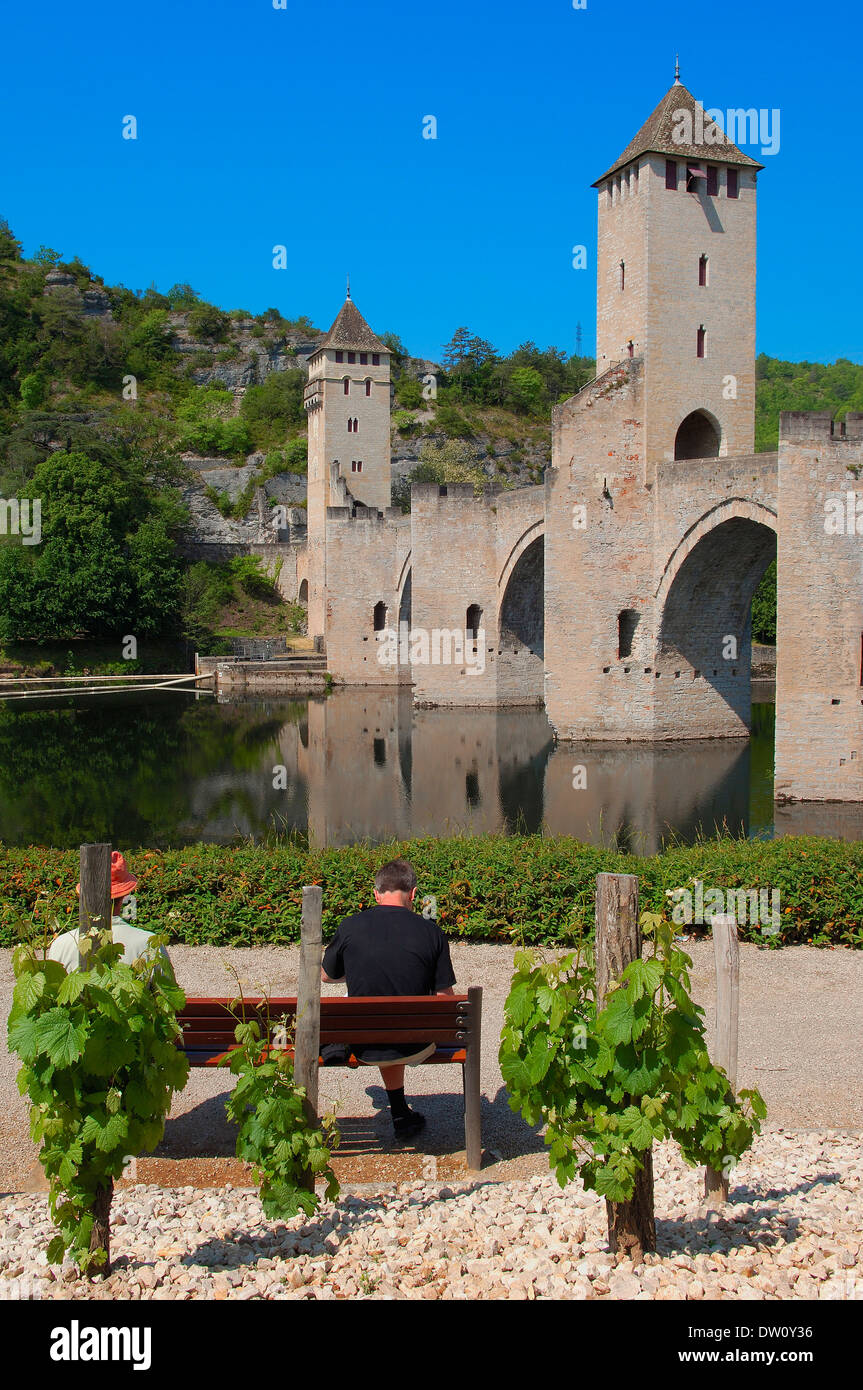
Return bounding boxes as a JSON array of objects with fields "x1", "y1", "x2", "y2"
[{"x1": 392, "y1": 1110, "x2": 426, "y2": 1142}]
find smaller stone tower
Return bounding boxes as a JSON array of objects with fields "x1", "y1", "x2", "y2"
[{"x1": 303, "y1": 291, "x2": 391, "y2": 639}]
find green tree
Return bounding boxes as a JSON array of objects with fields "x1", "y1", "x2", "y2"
[
  {"x1": 751, "y1": 559, "x2": 776, "y2": 644},
  {"x1": 240, "y1": 370, "x2": 306, "y2": 447},
  {"x1": 508, "y1": 366, "x2": 546, "y2": 415},
  {"x1": 188, "y1": 302, "x2": 230, "y2": 343}
]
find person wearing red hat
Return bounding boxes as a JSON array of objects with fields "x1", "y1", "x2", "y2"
[{"x1": 48, "y1": 851, "x2": 173, "y2": 975}]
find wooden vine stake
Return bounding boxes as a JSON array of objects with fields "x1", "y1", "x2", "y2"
[
  {"x1": 77, "y1": 842, "x2": 112, "y2": 972},
  {"x1": 77, "y1": 842, "x2": 114, "y2": 1273},
  {"x1": 294, "y1": 885, "x2": 323, "y2": 1193},
  {"x1": 595, "y1": 871, "x2": 656, "y2": 1260},
  {"x1": 704, "y1": 913, "x2": 740, "y2": 1206}
]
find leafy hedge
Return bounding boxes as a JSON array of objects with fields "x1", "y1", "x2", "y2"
[{"x1": 0, "y1": 834, "x2": 861, "y2": 950}]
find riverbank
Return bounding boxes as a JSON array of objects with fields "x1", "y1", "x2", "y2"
[{"x1": 2, "y1": 833, "x2": 862, "y2": 949}]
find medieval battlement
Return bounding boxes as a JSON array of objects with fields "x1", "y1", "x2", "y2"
[{"x1": 780, "y1": 411, "x2": 863, "y2": 443}]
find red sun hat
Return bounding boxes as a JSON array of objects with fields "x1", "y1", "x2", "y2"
[{"x1": 76, "y1": 850, "x2": 138, "y2": 899}]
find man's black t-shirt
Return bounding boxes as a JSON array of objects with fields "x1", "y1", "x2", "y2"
[{"x1": 322, "y1": 905, "x2": 456, "y2": 1063}]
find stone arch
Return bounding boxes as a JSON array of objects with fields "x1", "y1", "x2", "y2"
[
  {"x1": 674, "y1": 408, "x2": 721, "y2": 460},
  {"x1": 396, "y1": 554, "x2": 412, "y2": 630},
  {"x1": 298, "y1": 578, "x2": 308, "y2": 605},
  {"x1": 497, "y1": 521, "x2": 544, "y2": 597},
  {"x1": 655, "y1": 500, "x2": 777, "y2": 736},
  {"x1": 497, "y1": 533, "x2": 545, "y2": 703}
]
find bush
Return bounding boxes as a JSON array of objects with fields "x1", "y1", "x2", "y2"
[
  {"x1": 395, "y1": 376, "x2": 424, "y2": 409},
  {"x1": 1, "y1": 834, "x2": 860, "y2": 950},
  {"x1": 240, "y1": 371, "x2": 306, "y2": 448},
  {"x1": 433, "y1": 404, "x2": 474, "y2": 439},
  {"x1": 187, "y1": 303, "x2": 230, "y2": 343},
  {"x1": 8, "y1": 925, "x2": 188, "y2": 1273},
  {"x1": 392, "y1": 410, "x2": 419, "y2": 436}
]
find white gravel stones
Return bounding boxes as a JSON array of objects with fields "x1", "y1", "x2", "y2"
[{"x1": 0, "y1": 1131, "x2": 860, "y2": 1301}]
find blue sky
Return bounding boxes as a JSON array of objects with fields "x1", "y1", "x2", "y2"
[{"x1": 1, "y1": 0, "x2": 858, "y2": 364}]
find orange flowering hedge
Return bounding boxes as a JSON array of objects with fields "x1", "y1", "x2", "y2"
[{"x1": 0, "y1": 834, "x2": 860, "y2": 949}]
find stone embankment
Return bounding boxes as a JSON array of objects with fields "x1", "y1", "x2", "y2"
[{"x1": 1, "y1": 1132, "x2": 859, "y2": 1301}]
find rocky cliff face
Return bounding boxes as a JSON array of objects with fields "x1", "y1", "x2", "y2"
[
  {"x1": 181, "y1": 455, "x2": 307, "y2": 546},
  {"x1": 43, "y1": 270, "x2": 113, "y2": 318},
  {"x1": 169, "y1": 313, "x2": 322, "y2": 393}
]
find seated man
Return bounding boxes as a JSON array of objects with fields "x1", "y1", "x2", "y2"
[
  {"x1": 321, "y1": 857, "x2": 455, "y2": 1141},
  {"x1": 48, "y1": 850, "x2": 173, "y2": 977}
]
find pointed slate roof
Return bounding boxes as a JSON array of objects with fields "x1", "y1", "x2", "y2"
[
  {"x1": 592, "y1": 80, "x2": 764, "y2": 185},
  {"x1": 319, "y1": 296, "x2": 388, "y2": 353}
]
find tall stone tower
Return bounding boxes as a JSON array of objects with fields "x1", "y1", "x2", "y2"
[
  {"x1": 303, "y1": 291, "x2": 391, "y2": 639},
  {"x1": 544, "y1": 75, "x2": 771, "y2": 743},
  {"x1": 593, "y1": 76, "x2": 762, "y2": 463}
]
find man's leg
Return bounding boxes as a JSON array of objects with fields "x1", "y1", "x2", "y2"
[{"x1": 379, "y1": 1062, "x2": 425, "y2": 1139}]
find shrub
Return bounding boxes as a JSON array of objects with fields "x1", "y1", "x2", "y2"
[
  {"x1": 8, "y1": 919, "x2": 188, "y2": 1273},
  {"x1": 500, "y1": 913, "x2": 765, "y2": 1255},
  {"x1": 1, "y1": 835, "x2": 860, "y2": 950}
]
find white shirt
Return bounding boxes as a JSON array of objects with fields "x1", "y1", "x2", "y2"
[{"x1": 48, "y1": 916, "x2": 172, "y2": 973}]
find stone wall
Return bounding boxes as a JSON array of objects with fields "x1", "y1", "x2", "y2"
[{"x1": 774, "y1": 412, "x2": 863, "y2": 801}]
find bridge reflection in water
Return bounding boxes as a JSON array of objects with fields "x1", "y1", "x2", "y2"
[{"x1": 0, "y1": 685, "x2": 803, "y2": 850}]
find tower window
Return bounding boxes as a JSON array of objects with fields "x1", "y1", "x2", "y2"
[
  {"x1": 685, "y1": 166, "x2": 705, "y2": 193},
  {"x1": 373, "y1": 601, "x2": 387, "y2": 631},
  {"x1": 343, "y1": 377, "x2": 350, "y2": 395},
  {"x1": 619, "y1": 260, "x2": 625, "y2": 291},
  {"x1": 347, "y1": 419, "x2": 353, "y2": 433},
  {"x1": 727, "y1": 168, "x2": 739, "y2": 198},
  {"x1": 354, "y1": 417, "x2": 358, "y2": 430},
  {"x1": 706, "y1": 166, "x2": 718, "y2": 196},
  {"x1": 665, "y1": 159, "x2": 678, "y2": 190},
  {"x1": 351, "y1": 459, "x2": 363, "y2": 473},
  {"x1": 627, "y1": 340, "x2": 634, "y2": 358},
  {"x1": 466, "y1": 604, "x2": 483, "y2": 644},
  {"x1": 365, "y1": 378, "x2": 372, "y2": 396},
  {"x1": 697, "y1": 326, "x2": 706, "y2": 359},
  {"x1": 348, "y1": 352, "x2": 356, "y2": 364},
  {"x1": 360, "y1": 352, "x2": 368, "y2": 365},
  {"x1": 372, "y1": 353, "x2": 380, "y2": 365},
  {"x1": 335, "y1": 351, "x2": 344, "y2": 363},
  {"x1": 699, "y1": 254, "x2": 708, "y2": 286},
  {"x1": 618, "y1": 610, "x2": 639, "y2": 660}
]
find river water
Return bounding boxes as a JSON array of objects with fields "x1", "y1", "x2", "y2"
[{"x1": 1, "y1": 684, "x2": 858, "y2": 851}]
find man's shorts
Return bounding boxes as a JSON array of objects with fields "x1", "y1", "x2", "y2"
[{"x1": 356, "y1": 1042, "x2": 435, "y2": 1067}]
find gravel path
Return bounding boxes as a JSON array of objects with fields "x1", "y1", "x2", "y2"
[
  {"x1": 2, "y1": 941, "x2": 862, "y2": 1190},
  {"x1": 1, "y1": 1132, "x2": 860, "y2": 1300}
]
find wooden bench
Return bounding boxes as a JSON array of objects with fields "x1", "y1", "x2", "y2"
[{"x1": 176, "y1": 987, "x2": 483, "y2": 1171}]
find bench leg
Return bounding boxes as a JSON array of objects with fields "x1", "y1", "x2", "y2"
[{"x1": 464, "y1": 987, "x2": 482, "y2": 1171}]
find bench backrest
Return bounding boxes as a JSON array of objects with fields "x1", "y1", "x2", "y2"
[{"x1": 177, "y1": 993, "x2": 477, "y2": 1060}]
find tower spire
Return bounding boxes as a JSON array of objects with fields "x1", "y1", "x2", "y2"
[
  {"x1": 674, "y1": 53, "x2": 680, "y2": 83},
  {"x1": 346, "y1": 273, "x2": 351, "y2": 301}
]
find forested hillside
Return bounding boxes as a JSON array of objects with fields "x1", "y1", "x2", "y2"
[{"x1": 1, "y1": 217, "x2": 857, "y2": 653}]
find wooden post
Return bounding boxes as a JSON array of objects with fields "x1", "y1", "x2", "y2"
[
  {"x1": 294, "y1": 885, "x2": 322, "y2": 1192},
  {"x1": 464, "y1": 986, "x2": 483, "y2": 1171},
  {"x1": 595, "y1": 872, "x2": 656, "y2": 1259},
  {"x1": 704, "y1": 913, "x2": 740, "y2": 1205},
  {"x1": 77, "y1": 843, "x2": 112, "y2": 972}
]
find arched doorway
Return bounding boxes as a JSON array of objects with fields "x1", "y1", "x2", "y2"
[
  {"x1": 657, "y1": 513, "x2": 776, "y2": 737},
  {"x1": 674, "y1": 410, "x2": 721, "y2": 460},
  {"x1": 498, "y1": 534, "x2": 544, "y2": 703}
]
